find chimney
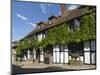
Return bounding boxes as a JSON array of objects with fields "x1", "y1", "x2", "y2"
[{"x1": 60, "y1": 4, "x2": 67, "y2": 16}]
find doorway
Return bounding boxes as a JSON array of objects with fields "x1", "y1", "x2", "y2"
[
  {"x1": 36, "y1": 48, "x2": 40, "y2": 62},
  {"x1": 68, "y1": 42, "x2": 84, "y2": 64}
]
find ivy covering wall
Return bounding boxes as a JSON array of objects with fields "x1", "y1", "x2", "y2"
[
  {"x1": 16, "y1": 12, "x2": 96, "y2": 56},
  {"x1": 39, "y1": 12, "x2": 96, "y2": 47}
]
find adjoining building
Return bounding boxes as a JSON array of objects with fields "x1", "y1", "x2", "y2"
[
  {"x1": 12, "y1": 41, "x2": 18, "y2": 62},
  {"x1": 14, "y1": 4, "x2": 96, "y2": 65}
]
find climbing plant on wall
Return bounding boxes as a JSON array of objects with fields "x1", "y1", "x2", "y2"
[
  {"x1": 47, "y1": 23, "x2": 70, "y2": 45},
  {"x1": 16, "y1": 45, "x2": 23, "y2": 57},
  {"x1": 16, "y1": 11, "x2": 96, "y2": 55},
  {"x1": 16, "y1": 38, "x2": 31, "y2": 57},
  {"x1": 36, "y1": 23, "x2": 71, "y2": 48},
  {"x1": 39, "y1": 12, "x2": 96, "y2": 47},
  {"x1": 21, "y1": 39, "x2": 31, "y2": 49},
  {"x1": 80, "y1": 12, "x2": 96, "y2": 41}
]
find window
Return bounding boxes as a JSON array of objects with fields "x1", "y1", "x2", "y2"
[
  {"x1": 31, "y1": 35, "x2": 36, "y2": 40},
  {"x1": 70, "y1": 21, "x2": 74, "y2": 31},
  {"x1": 37, "y1": 33, "x2": 43, "y2": 41},
  {"x1": 29, "y1": 39, "x2": 31, "y2": 43},
  {"x1": 59, "y1": 45, "x2": 65, "y2": 52},
  {"x1": 74, "y1": 19, "x2": 80, "y2": 29},
  {"x1": 69, "y1": 18, "x2": 80, "y2": 31},
  {"x1": 91, "y1": 40, "x2": 96, "y2": 51},
  {"x1": 49, "y1": 20, "x2": 52, "y2": 25},
  {"x1": 38, "y1": 26, "x2": 41, "y2": 29},
  {"x1": 42, "y1": 32, "x2": 46, "y2": 39},
  {"x1": 45, "y1": 30, "x2": 48, "y2": 37}
]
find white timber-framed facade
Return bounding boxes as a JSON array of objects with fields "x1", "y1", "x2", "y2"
[{"x1": 13, "y1": 4, "x2": 96, "y2": 65}]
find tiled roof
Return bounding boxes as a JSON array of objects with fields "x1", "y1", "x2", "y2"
[
  {"x1": 48, "y1": 15, "x2": 58, "y2": 20},
  {"x1": 37, "y1": 21, "x2": 47, "y2": 26},
  {"x1": 20, "y1": 7, "x2": 96, "y2": 40}
]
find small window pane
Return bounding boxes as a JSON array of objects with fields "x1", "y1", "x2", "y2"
[
  {"x1": 91, "y1": 40, "x2": 96, "y2": 51},
  {"x1": 74, "y1": 19, "x2": 80, "y2": 29},
  {"x1": 49, "y1": 21, "x2": 52, "y2": 24}
]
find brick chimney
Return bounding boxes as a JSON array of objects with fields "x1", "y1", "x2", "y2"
[{"x1": 60, "y1": 4, "x2": 67, "y2": 16}]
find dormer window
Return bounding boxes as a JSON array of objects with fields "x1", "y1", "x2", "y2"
[
  {"x1": 37, "y1": 21, "x2": 47, "y2": 29},
  {"x1": 48, "y1": 15, "x2": 57, "y2": 25},
  {"x1": 49, "y1": 20, "x2": 52, "y2": 25}
]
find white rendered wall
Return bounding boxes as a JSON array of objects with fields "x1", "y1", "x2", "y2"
[
  {"x1": 60, "y1": 52, "x2": 64, "y2": 63},
  {"x1": 55, "y1": 44, "x2": 60, "y2": 63},
  {"x1": 40, "y1": 49, "x2": 44, "y2": 62},
  {"x1": 53, "y1": 45, "x2": 56, "y2": 63},
  {"x1": 80, "y1": 56, "x2": 84, "y2": 62},
  {"x1": 84, "y1": 41, "x2": 90, "y2": 64},
  {"x1": 53, "y1": 44, "x2": 60, "y2": 63},
  {"x1": 53, "y1": 51, "x2": 56, "y2": 63},
  {"x1": 24, "y1": 55, "x2": 27, "y2": 60},
  {"x1": 64, "y1": 44, "x2": 69, "y2": 63},
  {"x1": 91, "y1": 53, "x2": 95, "y2": 64},
  {"x1": 69, "y1": 56, "x2": 71, "y2": 60},
  {"x1": 56, "y1": 52, "x2": 60, "y2": 63},
  {"x1": 37, "y1": 33, "x2": 43, "y2": 41},
  {"x1": 12, "y1": 49, "x2": 16, "y2": 62},
  {"x1": 40, "y1": 54, "x2": 44, "y2": 62},
  {"x1": 64, "y1": 52, "x2": 69, "y2": 63},
  {"x1": 53, "y1": 44, "x2": 69, "y2": 64},
  {"x1": 27, "y1": 50, "x2": 31, "y2": 59},
  {"x1": 33, "y1": 48, "x2": 36, "y2": 60},
  {"x1": 84, "y1": 52, "x2": 90, "y2": 64},
  {"x1": 76, "y1": 57, "x2": 80, "y2": 60}
]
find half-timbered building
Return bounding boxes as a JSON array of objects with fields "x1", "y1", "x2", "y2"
[{"x1": 15, "y1": 4, "x2": 96, "y2": 65}]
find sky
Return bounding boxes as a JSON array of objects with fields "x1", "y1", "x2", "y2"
[{"x1": 12, "y1": 0, "x2": 80, "y2": 42}]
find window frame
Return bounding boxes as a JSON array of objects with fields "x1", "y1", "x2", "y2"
[{"x1": 69, "y1": 18, "x2": 81, "y2": 31}]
